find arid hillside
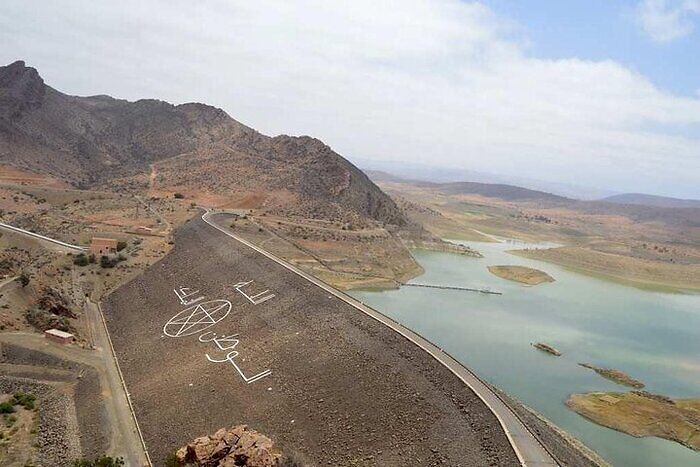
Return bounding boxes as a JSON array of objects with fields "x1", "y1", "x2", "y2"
[
  {"x1": 602, "y1": 193, "x2": 700, "y2": 209},
  {"x1": 366, "y1": 170, "x2": 570, "y2": 203},
  {"x1": 0, "y1": 60, "x2": 443, "y2": 290},
  {"x1": 0, "y1": 60, "x2": 405, "y2": 228},
  {"x1": 371, "y1": 172, "x2": 700, "y2": 291}
]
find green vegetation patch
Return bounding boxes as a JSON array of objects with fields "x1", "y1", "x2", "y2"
[
  {"x1": 11, "y1": 392, "x2": 36, "y2": 410},
  {"x1": 0, "y1": 401, "x2": 15, "y2": 414}
]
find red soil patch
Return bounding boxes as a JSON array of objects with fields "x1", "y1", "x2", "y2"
[{"x1": 0, "y1": 165, "x2": 69, "y2": 189}]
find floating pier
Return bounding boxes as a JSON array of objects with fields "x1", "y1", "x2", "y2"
[{"x1": 400, "y1": 282, "x2": 502, "y2": 295}]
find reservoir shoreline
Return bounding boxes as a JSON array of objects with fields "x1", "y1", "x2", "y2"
[{"x1": 351, "y1": 239, "x2": 700, "y2": 467}]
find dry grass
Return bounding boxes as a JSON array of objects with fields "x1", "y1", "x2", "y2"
[
  {"x1": 513, "y1": 247, "x2": 700, "y2": 291},
  {"x1": 0, "y1": 164, "x2": 68, "y2": 189},
  {"x1": 228, "y1": 215, "x2": 422, "y2": 290},
  {"x1": 578, "y1": 364, "x2": 645, "y2": 389},
  {"x1": 487, "y1": 265, "x2": 554, "y2": 285},
  {"x1": 567, "y1": 392, "x2": 700, "y2": 451},
  {"x1": 377, "y1": 180, "x2": 700, "y2": 291}
]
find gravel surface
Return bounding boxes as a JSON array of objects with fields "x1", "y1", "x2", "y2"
[
  {"x1": 0, "y1": 342, "x2": 110, "y2": 464},
  {"x1": 491, "y1": 386, "x2": 607, "y2": 466},
  {"x1": 0, "y1": 376, "x2": 81, "y2": 466},
  {"x1": 103, "y1": 216, "x2": 520, "y2": 466}
]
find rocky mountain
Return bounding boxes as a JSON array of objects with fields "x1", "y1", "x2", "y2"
[{"x1": 0, "y1": 60, "x2": 406, "y2": 227}]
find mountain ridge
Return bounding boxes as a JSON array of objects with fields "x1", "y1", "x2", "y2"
[
  {"x1": 0, "y1": 60, "x2": 406, "y2": 227},
  {"x1": 366, "y1": 169, "x2": 569, "y2": 203},
  {"x1": 602, "y1": 193, "x2": 700, "y2": 209}
]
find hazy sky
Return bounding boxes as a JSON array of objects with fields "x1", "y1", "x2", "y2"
[{"x1": 2, "y1": 0, "x2": 699, "y2": 198}]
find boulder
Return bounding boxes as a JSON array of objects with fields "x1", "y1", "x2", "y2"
[{"x1": 174, "y1": 425, "x2": 282, "y2": 466}]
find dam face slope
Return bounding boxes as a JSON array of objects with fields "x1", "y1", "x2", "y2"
[{"x1": 102, "y1": 215, "x2": 518, "y2": 466}]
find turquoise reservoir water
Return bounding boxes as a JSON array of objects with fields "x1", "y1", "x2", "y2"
[{"x1": 350, "y1": 240, "x2": 700, "y2": 467}]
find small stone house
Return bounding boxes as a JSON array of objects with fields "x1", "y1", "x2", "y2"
[
  {"x1": 44, "y1": 328, "x2": 74, "y2": 345},
  {"x1": 90, "y1": 237, "x2": 118, "y2": 256}
]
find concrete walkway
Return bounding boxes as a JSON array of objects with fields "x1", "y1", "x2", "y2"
[
  {"x1": 0, "y1": 221, "x2": 86, "y2": 253},
  {"x1": 87, "y1": 299, "x2": 151, "y2": 466},
  {"x1": 202, "y1": 210, "x2": 559, "y2": 467}
]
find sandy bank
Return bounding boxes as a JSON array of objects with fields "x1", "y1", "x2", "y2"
[
  {"x1": 488, "y1": 265, "x2": 554, "y2": 285},
  {"x1": 511, "y1": 246, "x2": 700, "y2": 292},
  {"x1": 578, "y1": 363, "x2": 644, "y2": 388},
  {"x1": 567, "y1": 391, "x2": 700, "y2": 452}
]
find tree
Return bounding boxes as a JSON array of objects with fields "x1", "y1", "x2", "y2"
[
  {"x1": 100, "y1": 256, "x2": 117, "y2": 268},
  {"x1": 173, "y1": 192, "x2": 184, "y2": 199},
  {"x1": 73, "y1": 254, "x2": 89, "y2": 266},
  {"x1": 116, "y1": 241, "x2": 127, "y2": 251}
]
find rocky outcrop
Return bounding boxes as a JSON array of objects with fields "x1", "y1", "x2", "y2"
[
  {"x1": 38, "y1": 287, "x2": 76, "y2": 318},
  {"x1": 0, "y1": 60, "x2": 46, "y2": 118},
  {"x1": 533, "y1": 342, "x2": 561, "y2": 356},
  {"x1": 0, "y1": 60, "x2": 409, "y2": 228},
  {"x1": 174, "y1": 425, "x2": 281, "y2": 467}
]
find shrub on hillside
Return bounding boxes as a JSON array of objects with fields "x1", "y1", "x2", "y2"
[
  {"x1": 12, "y1": 392, "x2": 36, "y2": 410},
  {"x1": 72, "y1": 456, "x2": 125, "y2": 467},
  {"x1": 73, "y1": 253, "x2": 89, "y2": 266},
  {"x1": 18, "y1": 273, "x2": 30, "y2": 287},
  {"x1": 100, "y1": 256, "x2": 118, "y2": 268},
  {"x1": 0, "y1": 401, "x2": 14, "y2": 414},
  {"x1": 25, "y1": 308, "x2": 72, "y2": 332},
  {"x1": 116, "y1": 241, "x2": 127, "y2": 251}
]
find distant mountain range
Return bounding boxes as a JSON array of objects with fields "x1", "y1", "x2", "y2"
[
  {"x1": 3, "y1": 60, "x2": 696, "y2": 228},
  {"x1": 602, "y1": 193, "x2": 700, "y2": 209},
  {"x1": 367, "y1": 166, "x2": 700, "y2": 211},
  {"x1": 367, "y1": 170, "x2": 568, "y2": 203},
  {"x1": 368, "y1": 170, "x2": 700, "y2": 230},
  {"x1": 0, "y1": 60, "x2": 406, "y2": 227},
  {"x1": 354, "y1": 157, "x2": 616, "y2": 200}
]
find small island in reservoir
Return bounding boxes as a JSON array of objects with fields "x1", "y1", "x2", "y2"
[
  {"x1": 488, "y1": 265, "x2": 555, "y2": 285},
  {"x1": 566, "y1": 391, "x2": 700, "y2": 451},
  {"x1": 579, "y1": 363, "x2": 645, "y2": 388},
  {"x1": 533, "y1": 342, "x2": 561, "y2": 356}
]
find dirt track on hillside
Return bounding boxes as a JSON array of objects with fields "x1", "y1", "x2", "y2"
[{"x1": 102, "y1": 215, "x2": 519, "y2": 466}]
